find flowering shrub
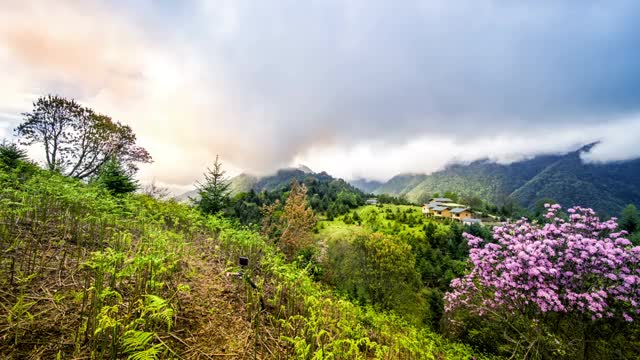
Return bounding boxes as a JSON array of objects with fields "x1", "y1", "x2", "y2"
[{"x1": 445, "y1": 204, "x2": 640, "y2": 322}]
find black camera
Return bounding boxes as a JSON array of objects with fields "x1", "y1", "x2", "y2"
[{"x1": 239, "y1": 256, "x2": 249, "y2": 267}]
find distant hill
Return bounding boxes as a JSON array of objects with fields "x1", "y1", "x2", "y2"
[
  {"x1": 177, "y1": 165, "x2": 364, "y2": 203},
  {"x1": 348, "y1": 178, "x2": 384, "y2": 193},
  {"x1": 370, "y1": 145, "x2": 640, "y2": 215}
]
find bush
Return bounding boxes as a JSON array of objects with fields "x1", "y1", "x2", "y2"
[{"x1": 445, "y1": 204, "x2": 640, "y2": 358}]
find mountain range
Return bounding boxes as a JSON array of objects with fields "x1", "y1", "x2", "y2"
[
  {"x1": 177, "y1": 165, "x2": 360, "y2": 201},
  {"x1": 362, "y1": 144, "x2": 640, "y2": 216},
  {"x1": 178, "y1": 145, "x2": 640, "y2": 216}
]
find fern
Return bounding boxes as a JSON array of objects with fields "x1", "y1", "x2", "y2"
[
  {"x1": 121, "y1": 330, "x2": 165, "y2": 360},
  {"x1": 122, "y1": 330, "x2": 154, "y2": 353},
  {"x1": 144, "y1": 295, "x2": 174, "y2": 331}
]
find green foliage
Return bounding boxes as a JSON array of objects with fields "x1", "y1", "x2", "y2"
[
  {"x1": 319, "y1": 204, "x2": 487, "y2": 329},
  {"x1": 0, "y1": 140, "x2": 28, "y2": 169},
  {"x1": 620, "y1": 204, "x2": 639, "y2": 234},
  {"x1": 225, "y1": 169, "x2": 367, "y2": 222},
  {"x1": 195, "y1": 154, "x2": 231, "y2": 214},
  {"x1": 324, "y1": 233, "x2": 424, "y2": 320},
  {"x1": 0, "y1": 162, "x2": 492, "y2": 359},
  {"x1": 92, "y1": 157, "x2": 138, "y2": 194}
]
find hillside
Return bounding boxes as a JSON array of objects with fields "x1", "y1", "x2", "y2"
[
  {"x1": 374, "y1": 173, "x2": 428, "y2": 196},
  {"x1": 0, "y1": 163, "x2": 491, "y2": 359},
  {"x1": 370, "y1": 145, "x2": 640, "y2": 215},
  {"x1": 180, "y1": 166, "x2": 363, "y2": 200}
]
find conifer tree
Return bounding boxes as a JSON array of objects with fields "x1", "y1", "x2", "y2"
[
  {"x1": 93, "y1": 157, "x2": 138, "y2": 194},
  {"x1": 0, "y1": 140, "x2": 28, "y2": 169},
  {"x1": 195, "y1": 155, "x2": 231, "y2": 214}
]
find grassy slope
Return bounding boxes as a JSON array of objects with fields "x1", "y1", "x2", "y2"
[
  {"x1": 0, "y1": 166, "x2": 494, "y2": 359},
  {"x1": 318, "y1": 204, "x2": 451, "y2": 243}
]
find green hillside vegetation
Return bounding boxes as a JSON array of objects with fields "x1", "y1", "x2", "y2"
[
  {"x1": 228, "y1": 173, "x2": 258, "y2": 194},
  {"x1": 374, "y1": 174, "x2": 427, "y2": 196},
  {"x1": 371, "y1": 146, "x2": 640, "y2": 215},
  {"x1": 223, "y1": 171, "x2": 372, "y2": 226},
  {"x1": 316, "y1": 204, "x2": 491, "y2": 330},
  {"x1": 0, "y1": 159, "x2": 491, "y2": 359}
]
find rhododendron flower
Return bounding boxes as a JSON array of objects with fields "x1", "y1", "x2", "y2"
[{"x1": 445, "y1": 205, "x2": 640, "y2": 322}]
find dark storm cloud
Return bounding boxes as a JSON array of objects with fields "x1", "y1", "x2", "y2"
[
  {"x1": 2, "y1": 0, "x2": 640, "y2": 187},
  {"x1": 192, "y1": 0, "x2": 640, "y2": 145}
]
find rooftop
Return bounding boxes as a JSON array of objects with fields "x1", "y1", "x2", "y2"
[
  {"x1": 432, "y1": 206, "x2": 448, "y2": 211},
  {"x1": 450, "y1": 207, "x2": 470, "y2": 214}
]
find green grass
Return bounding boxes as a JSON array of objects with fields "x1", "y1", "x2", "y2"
[{"x1": 319, "y1": 204, "x2": 452, "y2": 241}]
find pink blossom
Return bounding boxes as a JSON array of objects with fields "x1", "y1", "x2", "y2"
[{"x1": 445, "y1": 205, "x2": 640, "y2": 323}]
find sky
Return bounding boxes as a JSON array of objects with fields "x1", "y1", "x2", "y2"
[{"x1": 1, "y1": 0, "x2": 640, "y2": 192}]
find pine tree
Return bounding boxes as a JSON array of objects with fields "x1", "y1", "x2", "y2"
[
  {"x1": 93, "y1": 157, "x2": 138, "y2": 194},
  {"x1": 0, "y1": 140, "x2": 28, "y2": 169},
  {"x1": 195, "y1": 155, "x2": 231, "y2": 214}
]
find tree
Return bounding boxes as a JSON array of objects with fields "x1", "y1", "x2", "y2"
[
  {"x1": 445, "y1": 204, "x2": 640, "y2": 358},
  {"x1": 0, "y1": 140, "x2": 28, "y2": 169},
  {"x1": 620, "y1": 204, "x2": 639, "y2": 234},
  {"x1": 324, "y1": 233, "x2": 423, "y2": 319},
  {"x1": 195, "y1": 155, "x2": 231, "y2": 214},
  {"x1": 279, "y1": 181, "x2": 316, "y2": 259},
  {"x1": 15, "y1": 95, "x2": 151, "y2": 179},
  {"x1": 443, "y1": 191, "x2": 459, "y2": 202},
  {"x1": 93, "y1": 157, "x2": 138, "y2": 194}
]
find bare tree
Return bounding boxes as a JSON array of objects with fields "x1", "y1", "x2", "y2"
[{"x1": 15, "y1": 95, "x2": 152, "y2": 179}]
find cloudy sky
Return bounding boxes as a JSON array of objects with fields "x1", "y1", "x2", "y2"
[{"x1": 1, "y1": 1, "x2": 639, "y2": 191}]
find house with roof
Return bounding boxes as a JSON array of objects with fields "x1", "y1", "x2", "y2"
[
  {"x1": 422, "y1": 201, "x2": 444, "y2": 214},
  {"x1": 450, "y1": 207, "x2": 473, "y2": 221},
  {"x1": 422, "y1": 200, "x2": 483, "y2": 224},
  {"x1": 431, "y1": 205, "x2": 451, "y2": 218},
  {"x1": 365, "y1": 198, "x2": 378, "y2": 205}
]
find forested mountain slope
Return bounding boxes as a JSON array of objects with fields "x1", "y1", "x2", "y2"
[{"x1": 370, "y1": 145, "x2": 640, "y2": 215}]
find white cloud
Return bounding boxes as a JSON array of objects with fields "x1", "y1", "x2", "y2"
[{"x1": 294, "y1": 116, "x2": 640, "y2": 181}]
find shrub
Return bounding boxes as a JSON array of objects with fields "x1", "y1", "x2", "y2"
[{"x1": 445, "y1": 204, "x2": 640, "y2": 358}]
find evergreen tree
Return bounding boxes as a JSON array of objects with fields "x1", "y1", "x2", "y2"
[
  {"x1": 93, "y1": 157, "x2": 138, "y2": 194},
  {"x1": 0, "y1": 140, "x2": 28, "y2": 169},
  {"x1": 195, "y1": 155, "x2": 231, "y2": 214},
  {"x1": 620, "y1": 204, "x2": 639, "y2": 234}
]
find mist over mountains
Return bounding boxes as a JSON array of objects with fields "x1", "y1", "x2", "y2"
[
  {"x1": 177, "y1": 144, "x2": 640, "y2": 216},
  {"x1": 350, "y1": 145, "x2": 640, "y2": 216}
]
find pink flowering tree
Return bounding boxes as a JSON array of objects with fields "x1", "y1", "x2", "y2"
[{"x1": 445, "y1": 204, "x2": 640, "y2": 358}]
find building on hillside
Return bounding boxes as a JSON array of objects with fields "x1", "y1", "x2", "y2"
[
  {"x1": 450, "y1": 207, "x2": 473, "y2": 221},
  {"x1": 365, "y1": 198, "x2": 378, "y2": 205},
  {"x1": 431, "y1": 206, "x2": 451, "y2": 218},
  {"x1": 462, "y1": 218, "x2": 483, "y2": 226},
  {"x1": 422, "y1": 201, "x2": 444, "y2": 214}
]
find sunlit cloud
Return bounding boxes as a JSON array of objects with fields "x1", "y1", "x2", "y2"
[{"x1": 1, "y1": 0, "x2": 640, "y2": 193}]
